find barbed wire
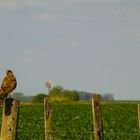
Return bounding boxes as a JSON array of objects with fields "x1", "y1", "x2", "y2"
[
  {"x1": 10, "y1": 129, "x2": 140, "y2": 136},
  {"x1": 101, "y1": 107, "x2": 137, "y2": 115},
  {"x1": 52, "y1": 101, "x2": 139, "y2": 114},
  {"x1": 1, "y1": 101, "x2": 140, "y2": 139}
]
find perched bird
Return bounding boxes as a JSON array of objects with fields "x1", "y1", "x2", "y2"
[{"x1": 0, "y1": 70, "x2": 17, "y2": 104}]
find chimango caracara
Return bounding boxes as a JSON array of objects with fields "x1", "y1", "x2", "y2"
[{"x1": 0, "y1": 70, "x2": 17, "y2": 104}]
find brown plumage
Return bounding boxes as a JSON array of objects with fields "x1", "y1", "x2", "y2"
[{"x1": 0, "y1": 70, "x2": 17, "y2": 104}]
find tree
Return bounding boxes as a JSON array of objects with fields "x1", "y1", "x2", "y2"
[
  {"x1": 71, "y1": 90, "x2": 79, "y2": 101},
  {"x1": 50, "y1": 85, "x2": 79, "y2": 101},
  {"x1": 32, "y1": 93, "x2": 47, "y2": 104},
  {"x1": 12, "y1": 92, "x2": 34, "y2": 101},
  {"x1": 103, "y1": 93, "x2": 114, "y2": 100},
  {"x1": 12, "y1": 92, "x2": 24, "y2": 100},
  {"x1": 50, "y1": 86, "x2": 63, "y2": 97},
  {"x1": 45, "y1": 80, "x2": 53, "y2": 93}
]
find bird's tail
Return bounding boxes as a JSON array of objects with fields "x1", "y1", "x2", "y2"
[{"x1": 0, "y1": 89, "x2": 5, "y2": 105}]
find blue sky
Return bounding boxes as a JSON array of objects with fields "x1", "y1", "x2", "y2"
[{"x1": 0, "y1": 0, "x2": 140, "y2": 99}]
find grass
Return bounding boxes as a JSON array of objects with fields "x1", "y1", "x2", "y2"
[
  {"x1": 52, "y1": 102, "x2": 93, "y2": 140},
  {"x1": 17, "y1": 105, "x2": 45, "y2": 140}
]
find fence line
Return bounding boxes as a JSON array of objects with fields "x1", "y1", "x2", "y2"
[
  {"x1": 4, "y1": 129, "x2": 140, "y2": 134},
  {"x1": 53, "y1": 131, "x2": 140, "y2": 136},
  {"x1": 7, "y1": 129, "x2": 140, "y2": 136},
  {"x1": 102, "y1": 108, "x2": 137, "y2": 116},
  {"x1": 1, "y1": 95, "x2": 140, "y2": 140},
  {"x1": 51, "y1": 100, "x2": 138, "y2": 114}
]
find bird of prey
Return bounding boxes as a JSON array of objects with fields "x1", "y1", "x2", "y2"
[{"x1": 0, "y1": 69, "x2": 17, "y2": 104}]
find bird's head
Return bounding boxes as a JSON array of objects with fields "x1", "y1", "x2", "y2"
[{"x1": 6, "y1": 69, "x2": 13, "y2": 75}]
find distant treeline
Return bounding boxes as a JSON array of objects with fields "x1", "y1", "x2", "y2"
[
  {"x1": 79, "y1": 92, "x2": 114, "y2": 101},
  {"x1": 50, "y1": 86, "x2": 79, "y2": 101},
  {"x1": 11, "y1": 92, "x2": 34, "y2": 101},
  {"x1": 50, "y1": 86, "x2": 114, "y2": 101},
  {"x1": 12, "y1": 87, "x2": 114, "y2": 101}
]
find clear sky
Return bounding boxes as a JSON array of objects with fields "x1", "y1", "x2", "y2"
[{"x1": 0, "y1": 0, "x2": 140, "y2": 100}]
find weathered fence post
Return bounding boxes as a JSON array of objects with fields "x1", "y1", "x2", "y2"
[
  {"x1": 44, "y1": 97, "x2": 53, "y2": 140},
  {"x1": 138, "y1": 104, "x2": 140, "y2": 132},
  {"x1": 0, "y1": 98, "x2": 19, "y2": 140},
  {"x1": 92, "y1": 94, "x2": 103, "y2": 140}
]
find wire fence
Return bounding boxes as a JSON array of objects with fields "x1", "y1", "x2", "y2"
[{"x1": 1, "y1": 101, "x2": 140, "y2": 140}]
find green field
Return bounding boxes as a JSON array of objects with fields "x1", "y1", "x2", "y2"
[{"x1": 0, "y1": 101, "x2": 140, "y2": 140}]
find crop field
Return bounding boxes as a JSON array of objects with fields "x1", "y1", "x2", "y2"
[{"x1": 0, "y1": 101, "x2": 140, "y2": 140}]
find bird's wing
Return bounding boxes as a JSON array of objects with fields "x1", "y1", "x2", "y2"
[
  {"x1": 0, "y1": 71, "x2": 17, "y2": 104},
  {"x1": 1, "y1": 74, "x2": 17, "y2": 95}
]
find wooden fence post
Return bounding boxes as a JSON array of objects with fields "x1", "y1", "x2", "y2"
[
  {"x1": 44, "y1": 97, "x2": 53, "y2": 140},
  {"x1": 138, "y1": 104, "x2": 140, "y2": 132},
  {"x1": 92, "y1": 94, "x2": 103, "y2": 140},
  {"x1": 0, "y1": 98, "x2": 19, "y2": 140}
]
